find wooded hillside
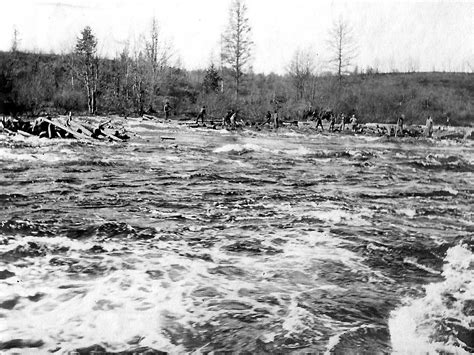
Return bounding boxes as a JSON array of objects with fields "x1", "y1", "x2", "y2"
[{"x1": 0, "y1": 50, "x2": 472, "y2": 126}]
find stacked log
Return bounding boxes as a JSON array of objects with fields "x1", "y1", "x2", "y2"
[{"x1": 0, "y1": 116, "x2": 129, "y2": 142}]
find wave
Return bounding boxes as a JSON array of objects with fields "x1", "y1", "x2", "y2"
[
  {"x1": 213, "y1": 143, "x2": 269, "y2": 154},
  {"x1": 408, "y1": 154, "x2": 474, "y2": 172},
  {"x1": 212, "y1": 143, "x2": 377, "y2": 162},
  {"x1": 389, "y1": 244, "x2": 474, "y2": 354},
  {"x1": 0, "y1": 218, "x2": 157, "y2": 241}
]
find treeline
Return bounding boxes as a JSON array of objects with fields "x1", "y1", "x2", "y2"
[{"x1": 0, "y1": 49, "x2": 473, "y2": 126}]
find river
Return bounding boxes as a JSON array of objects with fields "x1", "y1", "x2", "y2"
[{"x1": 1, "y1": 119, "x2": 473, "y2": 353}]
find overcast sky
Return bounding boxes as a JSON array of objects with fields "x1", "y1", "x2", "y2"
[{"x1": 1, "y1": 0, "x2": 472, "y2": 74}]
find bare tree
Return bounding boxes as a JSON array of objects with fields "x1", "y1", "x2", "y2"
[
  {"x1": 327, "y1": 17, "x2": 357, "y2": 81},
  {"x1": 221, "y1": 0, "x2": 253, "y2": 100},
  {"x1": 145, "y1": 17, "x2": 173, "y2": 74},
  {"x1": 287, "y1": 48, "x2": 316, "y2": 100},
  {"x1": 75, "y1": 26, "x2": 99, "y2": 114},
  {"x1": 11, "y1": 27, "x2": 20, "y2": 52}
]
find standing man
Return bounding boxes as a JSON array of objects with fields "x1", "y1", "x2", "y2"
[
  {"x1": 315, "y1": 112, "x2": 324, "y2": 132},
  {"x1": 230, "y1": 110, "x2": 237, "y2": 130},
  {"x1": 328, "y1": 112, "x2": 336, "y2": 132},
  {"x1": 223, "y1": 109, "x2": 233, "y2": 128},
  {"x1": 340, "y1": 113, "x2": 346, "y2": 131},
  {"x1": 425, "y1": 116, "x2": 434, "y2": 137},
  {"x1": 350, "y1": 114, "x2": 358, "y2": 132},
  {"x1": 196, "y1": 105, "x2": 207, "y2": 124},
  {"x1": 273, "y1": 110, "x2": 280, "y2": 129},
  {"x1": 163, "y1": 101, "x2": 171, "y2": 119},
  {"x1": 395, "y1": 114, "x2": 404, "y2": 137}
]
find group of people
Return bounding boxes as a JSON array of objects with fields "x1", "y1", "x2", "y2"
[
  {"x1": 302, "y1": 109, "x2": 360, "y2": 133},
  {"x1": 164, "y1": 100, "x2": 441, "y2": 137}
]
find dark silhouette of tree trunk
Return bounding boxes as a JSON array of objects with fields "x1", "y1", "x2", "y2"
[{"x1": 221, "y1": 0, "x2": 253, "y2": 102}]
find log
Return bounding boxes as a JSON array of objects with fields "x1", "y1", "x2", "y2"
[
  {"x1": 67, "y1": 120, "x2": 94, "y2": 137},
  {"x1": 16, "y1": 129, "x2": 34, "y2": 137},
  {"x1": 143, "y1": 114, "x2": 161, "y2": 120},
  {"x1": 41, "y1": 117, "x2": 92, "y2": 141},
  {"x1": 102, "y1": 128, "x2": 125, "y2": 142},
  {"x1": 160, "y1": 136, "x2": 175, "y2": 141}
]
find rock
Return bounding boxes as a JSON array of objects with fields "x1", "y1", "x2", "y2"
[
  {"x1": 0, "y1": 296, "x2": 20, "y2": 310},
  {"x1": 0, "y1": 338, "x2": 44, "y2": 350},
  {"x1": 73, "y1": 344, "x2": 106, "y2": 354},
  {"x1": 118, "y1": 346, "x2": 167, "y2": 354},
  {"x1": 0, "y1": 269, "x2": 15, "y2": 279},
  {"x1": 88, "y1": 245, "x2": 106, "y2": 253}
]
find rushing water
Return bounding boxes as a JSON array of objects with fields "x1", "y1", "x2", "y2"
[{"x1": 1, "y1": 119, "x2": 473, "y2": 354}]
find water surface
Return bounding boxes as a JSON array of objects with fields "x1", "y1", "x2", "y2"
[{"x1": 1, "y1": 120, "x2": 473, "y2": 353}]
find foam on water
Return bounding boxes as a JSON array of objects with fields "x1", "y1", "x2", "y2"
[
  {"x1": 1, "y1": 122, "x2": 472, "y2": 353},
  {"x1": 389, "y1": 244, "x2": 474, "y2": 354},
  {"x1": 213, "y1": 143, "x2": 268, "y2": 154}
]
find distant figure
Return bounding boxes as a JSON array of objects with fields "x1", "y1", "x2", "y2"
[
  {"x1": 314, "y1": 112, "x2": 324, "y2": 132},
  {"x1": 446, "y1": 116, "x2": 450, "y2": 127},
  {"x1": 340, "y1": 113, "x2": 346, "y2": 131},
  {"x1": 350, "y1": 114, "x2": 358, "y2": 132},
  {"x1": 67, "y1": 111, "x2": 72, "y2": 126},
  {"x1": 223, "y1": 109, "x2": 234, "y2": 127},
  {"x1": 425, "y1": 116, "x2": 434, "y2": 137},
  {"x1": 395, "y1": 114, "x2": 404, "y2": 137},
  {"x1": 328, "y1": 113, "x2": 336, "y2": 132},
  {"x1": 163, "y1": 101, "x2": 171, "y2": 119},
  {"x1": 262, "y1": 111, "x2": 272, "y2": 126},
  {"x1": 273, "y1": 110, "x2": 280, "y2": 129},
  {"x1": 230, "y1": 111, "x2": 237, "y2": 129},
  {"x1": 196, "y1": 105, "x2": 206, "y2": 124}
]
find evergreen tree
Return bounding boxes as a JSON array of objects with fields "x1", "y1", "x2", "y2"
[
  {"x1": 203, "y1": 63, "x2": 221, "y2": 93},
  {"x1": 75, "y1": 26, "x2": 99, "y2": 114}
]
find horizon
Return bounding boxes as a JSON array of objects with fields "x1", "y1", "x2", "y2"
[{"x1": 1, "y1": 0, "x2": 473, "y2": 75}]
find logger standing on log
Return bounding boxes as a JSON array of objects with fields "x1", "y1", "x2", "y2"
[
  {"x1": 163, "y1": 101, "x2": 171, "y2": 119},
  {"x1": 223, "y1": 109, "x2": 234, "y2": 128},
  {"x1": 425, "y1": 116, "x2": 434, "y2": 137},
  {"x1": 273, "y1": 110, "x2": 280, "y2": 129},
  {"x1": 196, "y1": 105, "x2": 207, "y2": 124},
  {"x1": 340, "y1": 113, "x2": 346, "y2": 131},
  {"x1": 315, "y1": 112, "x2": 324, "y2": 132},
  {"x1": 350, "y1": 114, "x2": 358, "y2": 132},
  {"x1": 395, "y1": 114, "x2": 404, "y2": 137},
  {"x1": 329, "y1": 113, "x2": 336, "y2": 132}
]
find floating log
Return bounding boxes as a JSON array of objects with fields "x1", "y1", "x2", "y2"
[
  {"x1": 161, "y1": 136, "x2": 175, "y2": 141},
  {"x1": 102, "y1": 128, "x2": 125, "y2": 142},
  {"x1": 16, "y1": 129, "x2": 34, "y2": 137},
  {"x1": 143, "y1": 114, "x2": 161, "y2": 121}
]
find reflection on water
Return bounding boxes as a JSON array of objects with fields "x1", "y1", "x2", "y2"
[{"x1": 0, "y1": 120, "x2": 473, "y2": 353}]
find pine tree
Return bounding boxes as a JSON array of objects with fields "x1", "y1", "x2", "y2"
[
  {"x1": 75, "y1": 26, "x2": 99, "y2": 114},
  {"x1": 203, "y1": 63, "x2": 221, "y2": 93}
]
